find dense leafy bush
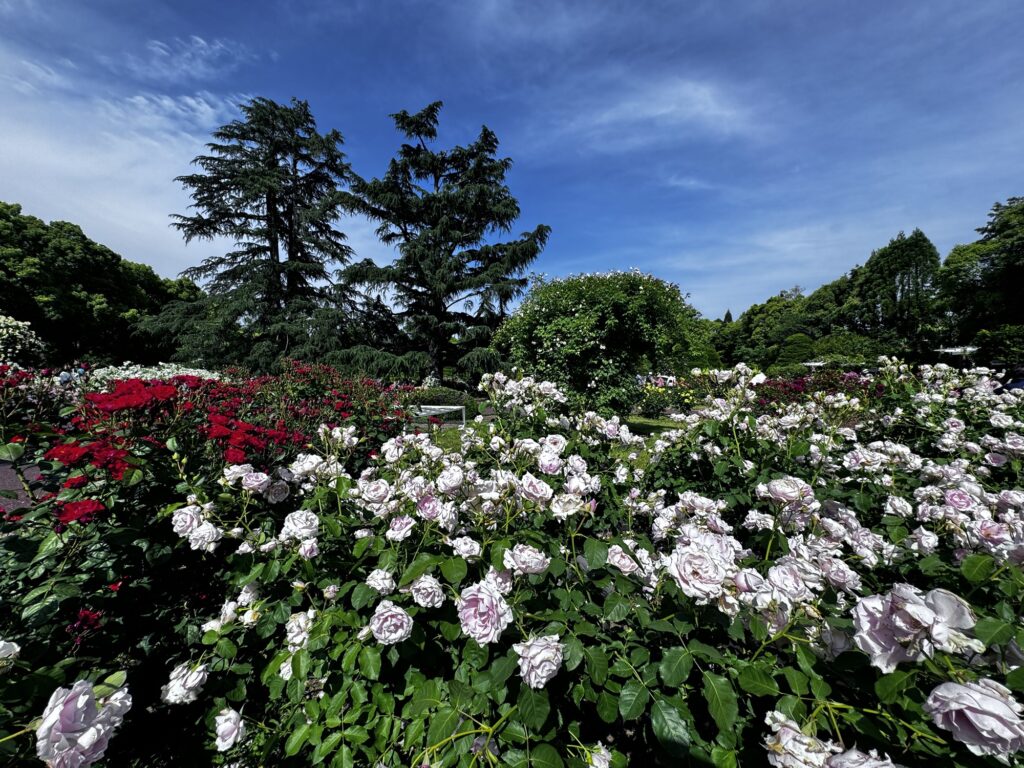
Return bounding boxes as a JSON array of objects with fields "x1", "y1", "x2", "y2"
[
  {"x1": 492, "y1": 271, "x2": 716, "y2": 413},
  {"x1": 975, "y1": 325, "x2": 1024, "y2": 366},
  {"x1": 2, "y1": 361, "x2": 1024, "y2": 766}
]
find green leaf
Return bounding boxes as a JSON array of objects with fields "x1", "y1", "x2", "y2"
[
  {"x1": 961, "y1": 553, "x2": 995, "y2": 584},
  {"x1": 440, "y1": 557, "x2": 468, "y2": 584},
  {"x1": 738, "y1": 665, "x2": 779, "y2": 696},
  {"x1": 518, "y1": 687, "x2": 550, "y2": 729},
  {"x1": 586, "y1": 648, "x2": 609, "y2": 686},
  {"x1": 530, "y1": 743, "x2": 564, "y2": 768},
  {"x1": 618, "y1": 680, "x2": 649, "y2": 721},
  {"x1": 659, "y1": 647, "x2": 693, "y2": 687},
  {"x1": 874, "y1": 671, "x2": 912, "y2": 705},
  {"x1": 426, "y1": 707, "x2": 460, "y2": 747},
  {"x1": 399, "y1": 553, "x2": 441, "y2": 587},
  {"x1": 976, "y1": 618, "x2": 1016, "y2": 647},
  {"x1": 603, "y1": 592, "x2": 630, "y2": 622},
  {"x1": 358, "y1": 646, "x2": 381, "y2": 680},
  {"x1": 702, "y1": 673, "x2": 738, "y2": 732},
  {"x1": 1006, "y1": 666, "x2": 1024, "y2": 692},
  {"x1": 596, "y1": 691, "x2": 618, "y2": 723},
  {"x1": 584, "y1": 538, "x2": 608, "y2": 569},
  {"x1": 0, "y1": 443, "x2": 25, "y2": 462},
  {"x1": 651, "y1": 698, "x2": 691, "y2": 754},
  {"x1": 285, "y1": 723, "x2": 311, "y2": 756},
  {"x1": 711, "y1": 746, "x2": 738, "y2": 768}
]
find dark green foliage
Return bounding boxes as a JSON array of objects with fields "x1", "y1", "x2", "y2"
[
  {"x1": 850, "y1": 229, "x2": 940, "y2": 355},
  {"x1": 492, "y1": 271, "x2": 713, "y2": 412},
  {"x1": 155, "y1": 97, "x2": 354, "y2": 372},
  {"x1": 974, "y1": 325, "x2": 1024, "y2": 366},
  {"x1": 342, "y1": 101, "x2": 550, "y2": 382},
  {"x1": 772, "y1": 332, "x2": 816, "y2": 370},
  {"x1": 0, "y1": 201, "x2": 200, "y2": 364}
]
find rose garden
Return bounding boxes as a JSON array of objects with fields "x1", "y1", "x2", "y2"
[{"x1": 1, "y1": 354, "x2": 1023, "y2": 767}]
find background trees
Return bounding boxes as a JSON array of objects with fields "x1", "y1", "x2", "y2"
[
  {"x1": 157, "y1": 97, "x2": 354, "y2": 371},
  {"x1": 342, "y1": 102, "x2": 550, "y2": 383},
  {"x1": 0, "y1": 202, "x2": 199, "y2": 364}
]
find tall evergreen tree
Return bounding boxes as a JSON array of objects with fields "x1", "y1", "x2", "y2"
[
  {"x1": 343, "y1": 101, "x2": 550, "y2": 381},
  {"x1": 851, "y1": 229, "x2": 939, "y2": 356},
  {"x1": 166, "y1": 97, "x2": 353, "y2": 370}
]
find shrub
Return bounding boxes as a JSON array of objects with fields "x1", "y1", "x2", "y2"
[
  {"x1": 975, "y1": 324, "x2": 1024, "y2": 366},
  {"x1": 492, "y1": 271, "x2": 713, "y2": 413},
  {"x1": 0, "y1": 314, "x2": 46, "y2": 366}
]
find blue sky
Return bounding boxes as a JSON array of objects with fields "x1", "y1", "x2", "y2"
[{"x1": 2, "y1": 0, "x2": 1022, "y2": 318}]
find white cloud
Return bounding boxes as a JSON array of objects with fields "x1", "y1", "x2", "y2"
[{"x1": 111, "y1": 36, "x2": 257, "y2": 84}]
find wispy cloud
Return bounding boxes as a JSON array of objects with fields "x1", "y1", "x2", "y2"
[{"x1": 110, "y1": 36, "x2": 257, "y2": 85}]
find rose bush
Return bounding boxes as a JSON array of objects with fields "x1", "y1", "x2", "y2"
[{"x1": 0, "y1": 359, "x2": 1022, "y2": 766}]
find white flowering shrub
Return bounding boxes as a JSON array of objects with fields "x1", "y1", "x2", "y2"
[
  {"x1": 0, "y1": 314, "x2": 46, "y2": 365},
  {"x1": 1, "y1": 361, "x2": 1024, "y2": 766}
]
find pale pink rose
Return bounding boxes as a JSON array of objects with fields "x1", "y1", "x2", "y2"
[
  {"x1": 456, "y1": 581, "x2": 513, "y2": 644},
  {"x1": 450, "y1": 536, "x2": 482, "y2": 559},
  {"x1": 36, "y1": 681, "x2": 132, "y2": 767},
  {"x1": 410, "y1": 574, "x2": 445, "y2": 608},
  {"x1": 661, "y1": 546, "x2": 731, "y2": 604},
  {"x1": 214, "y1": 707, "x2": 246, "y2": 752},
  {"x1": 763, "y1": 711, "x2": 839, "y2": 767},
  {"x1": 369, "y1": 600, "x2": 413, "y2": 644},
  {"x1": 519, "y1": 473, "x2": 554, "y2": 504},
  {"x1": 537, "y1": 449, "x2": 563, "y2": 475},
  {"x1": 607, "y1": 543, "x2": 640, "y2": 575},
  {"x1": 512, "y1": 634, "x2": 564, "y2": 689},
  {"x1": 503, "y1": 544, "x2": 551, "y2": 576},
  {"x1": 386, "y1": 515, "x2": 416, "y2": 542},
  {"x1": 853, "y1": 585, "x2": 980, "y2": 672},
  {"x1": 924, "y1": 679, "x2": 1024, "y2": 761}
]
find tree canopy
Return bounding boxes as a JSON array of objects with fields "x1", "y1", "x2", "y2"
[
  {"x1": 157, "y1": 96, "x2": 354, "y2": 371},
  {"x1": 342, "y1": 101, "x2": 550, "y2": 382},
  {"x1": 0, "y1": 201, "x2": 199, "y2": 364}
]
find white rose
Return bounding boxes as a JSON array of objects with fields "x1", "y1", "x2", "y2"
[
  {"x1": 451, "y1": 536, "x2": 482, "y2": 560},
  {"x1": 551, "y1": 493, "x2": 585, "y2": 520},
  {"x1": 366, "y1": 569, "x2": 396, "y2": 594},
  {"x1": 512, "y1": 634, "x2": 564, "y2": 689},
  {"x1": 503, "y1": 543, "x2": 551, "y2": 576},
  {"x1": 359, "y1": 478, "x2": 392, "y2": 504},
  {"x1": 280, "y1": 510, "x2": 320, "y2": 542},
  {"x1": 187, "y1": 521, "x2": 222, "y2": 552},
  {"x1": 0, "y1": 639, "x2": 20, "y2": 659},
  {"x1": 437, "y1": 465, "x2": 465, "y2": 495},
  {"x1": 369, "y1": 600, "x2": 414, "y2": 645},
  {"x1": 285, "y1": 609, "x2": 316, "y2": 651},
  {"x1": 171, "y1": 505, "x2": 203, "y2": 537},
  {"x1": 410, "y1": 574, "x2": 445, "y2": 608},
  {"x1": 35, "y1": 680, "x2": 132, "y2": 767},
  {"x1": 222, "y1": 464, "x2": 254, "y2": 484},
  {"x1": 265, "y1": 480, "x2": 290, "y2": 504},
  {"x1": 298, "y1": 539, "x2": 319, "y2": 559},
  {"x1": 240, "y1": 472, "x2": 270, "y2": 493},
  {"x1": 161, "y1": 662, "x2": 208, "y2": 704},
  {"x1": 214, "y1": 707, "x2": 246, "y2": 752}
]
